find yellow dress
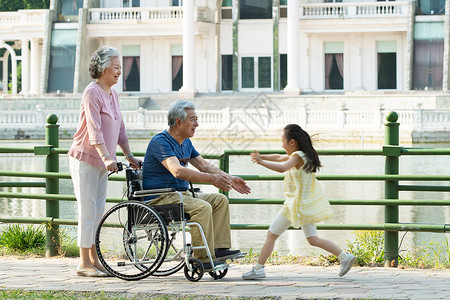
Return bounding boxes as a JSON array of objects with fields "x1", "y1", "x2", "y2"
[{"x1": 280, "y1": 151, "x2": 333, "y2": 227}]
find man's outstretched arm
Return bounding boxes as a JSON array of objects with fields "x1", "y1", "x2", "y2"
[
  {"x1": 162, "y1": 156, "x2": 234, "y2": 191},
  {"x1": 190, "y1": 155, "x2": 251, "y2": 194}
]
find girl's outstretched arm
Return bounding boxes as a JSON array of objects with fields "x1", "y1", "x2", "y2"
[
  {"x1": 251, "y1": 150, "x2": 301, "y2": 173},
  {"x1": 260, "y1": 153, "x2": 289, "y2": 162},
  {"x1": 250, "y1": 151, "x2": 288, "y2": 163}
]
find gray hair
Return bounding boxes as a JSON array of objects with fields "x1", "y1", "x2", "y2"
[
  {"x1": 89, "y1": 46, "x2": 120, "y2": 79},
  {"x1": 168, "y1": 100, "x2": 196, "y2": 127}
]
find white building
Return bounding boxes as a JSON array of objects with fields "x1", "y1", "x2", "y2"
[{"x1": 0, "y1": 0, "x2": 448, "y2": 98}]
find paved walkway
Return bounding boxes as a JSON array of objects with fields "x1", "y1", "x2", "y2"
[{"x1": 0, "y1": 257, "x2": 449, "y2": 299}]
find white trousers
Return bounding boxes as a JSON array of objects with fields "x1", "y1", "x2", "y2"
[
  {"x1": 269, "y1": 211, "x2": 317, "y2": 238},
  {"x1": 69, "y1": 156, "x2": 108, "y2": 248}
]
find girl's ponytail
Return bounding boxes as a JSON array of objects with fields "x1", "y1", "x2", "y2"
[{"x1": 284, "y1": 124, "x2": 322, "y2": 173}]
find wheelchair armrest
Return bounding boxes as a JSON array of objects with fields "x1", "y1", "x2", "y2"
[{"x1": 133, "y1": 188, "x2": 176, "y2": 197}]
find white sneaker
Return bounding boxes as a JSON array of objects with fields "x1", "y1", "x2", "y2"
[
  {"x1": 242, "y1": 266, "x2": 266, "y2": 280},
  {"x1": 339, "y1": 253, "x2": 356, "y2": 277}
]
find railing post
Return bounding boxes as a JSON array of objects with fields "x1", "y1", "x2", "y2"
[
  {"x1": 138, "y1": 107, "x2": 146, "y2": 128},
  {"x1": 383, "y1": 111, "x2": 400, "y2": 267},
  {"x1": 414, "y1": 103, "x2": 423, "y2": 130},
  {"x1": 299, "y1": 104, "x2": 308, "y2": 128},
  {"x1": 219, "y1": 150, "x2": 230, "y2": 197},
  {"x1": 340, "y1": 103, "x2": 347, "y2": 128},
  {"x1": 45, "y1": 113, "x2": 60, "y2": 257},
  {"x1": 377, "y1": 103, "x2": 384, "y2": 129}
]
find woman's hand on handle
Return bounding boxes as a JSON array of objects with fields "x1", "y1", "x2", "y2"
[{"x1": 104, "y1": 157, "x2": 119, "y2": 173}]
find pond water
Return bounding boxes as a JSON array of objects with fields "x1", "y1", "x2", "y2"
[{"x1": 1, "y1": 138, "x2": 449, "y2": 257}]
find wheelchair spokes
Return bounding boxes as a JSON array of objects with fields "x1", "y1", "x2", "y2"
[
  {"x1": 152, "y1": 224, "x2": 187, "y2": 276},
  {"x1": 96, "y1": 201, "x2": 168, "y2": 281}
]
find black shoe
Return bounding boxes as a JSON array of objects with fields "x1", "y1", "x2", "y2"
[
  {"x1": 215, "y1": 248, "x2": 241, "y2": 261},
  {"x1": 202, "y1": 260, "x2": 225, "y2": 271}
]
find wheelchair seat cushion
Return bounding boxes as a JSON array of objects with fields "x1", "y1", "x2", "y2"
[{"x1": 153, "y1": 203, "x2": 191, "y2": 224}]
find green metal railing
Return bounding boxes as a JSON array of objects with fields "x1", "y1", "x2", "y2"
[{"x1": 0, "y1": 112, "x2": 449, "y2": 266}]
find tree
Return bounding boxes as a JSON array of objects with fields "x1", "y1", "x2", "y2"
[
  {"x1": 24, "y1": 0, "x2": 50, "y2": 9},
  {"x1": 0, "y1": 0, "x2": 50, "y2": 12}
]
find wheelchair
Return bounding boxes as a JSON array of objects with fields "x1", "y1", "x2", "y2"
[{"x1": 95, "y1": 162, "x2": 234, "y2": 282}]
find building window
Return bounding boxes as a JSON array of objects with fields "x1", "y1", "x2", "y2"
[
  {"x1": 221, "y1": 55, "x2": 233, "y2": 91},
  {"x1": 122, "y1": 45, "x2": 140, "y2": 92},
  {"x1": 325, "y1": 54, "x2": 343, "y2": 90},
  {"x1": 377, "y1": 41, "x2": 397, "y2": 90},
  {"x1": 416, "y1": 0, "x2": 445, "y2": 15},
  {"x1": 57, "y1": 0, "x2": 83, "y2": 22},
  {"x1": 412, "y1": 39, "x2": 443, "y2": 90},
  {"x1": 222, "y1": 0, "x2": 232, "y2": 19},
  {"x1": 123, "y1": 0, "x2": 140, "y2": 7},
  {"x1": 241, "y1": 56, "x2": 272, "y2": 89},
  {"x1": 123, "y1": 57, "x2": 140, "y2": 92},
  {"x1": 47, "y1": 30, "x2": 76, "y2": 93},
  {"x1": 378, "y1": 53, "x2": 396, "y2": 89},
  {"x1": 280, "y1": 54, "x2": 287, "y2": 90},
  {"x1": 172, "y1": 0, "x2": 182, "y2": 6},
  {"x1": 258, "y1": 57, "x2": 271, "y2": 88},
  {"x1": 240, "y1": 0, "x2": 272, "y2": 19},
  {"x1": 241, "y1": 57, "x2": 254, "y2": 88},
  {"x1": 280, "y1": 0, "x2": 287, "y2": 18},
  {"x1": 172, "y1": 56, "x2": 183, "y2": 91}
]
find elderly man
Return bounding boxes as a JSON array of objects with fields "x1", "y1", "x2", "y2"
[{"x1": 142, "y1": 100, "x2": 251, "y2": 269}]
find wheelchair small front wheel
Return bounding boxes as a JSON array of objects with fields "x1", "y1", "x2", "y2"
[
  {"x1": 208, "y1": 268, "x2": 228, "y2": 280},
  {"x1": 184, "y1": 258, "x2": 204, "y2": 282}
]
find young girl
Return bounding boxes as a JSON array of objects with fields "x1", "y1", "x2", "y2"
[{"x1": 242, "y1": 124, "x2": 355, "y2": 280}]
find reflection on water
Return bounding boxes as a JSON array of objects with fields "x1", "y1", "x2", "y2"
[{"x1": 1, "y1": 139, "x2": 449, "y2": 256}]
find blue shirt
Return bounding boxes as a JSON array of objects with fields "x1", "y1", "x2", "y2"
[{"x1": 143, "y1": 130, "x2": 200, "y2": 191}]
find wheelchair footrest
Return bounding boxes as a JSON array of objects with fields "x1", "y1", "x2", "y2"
[{"x1": 215, "y1": 252, "x2": 247, "y2": 262}]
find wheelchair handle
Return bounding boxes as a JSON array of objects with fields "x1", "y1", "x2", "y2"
[{"x1": 108, "y1": 162, "x2": 127, "y2": 177}]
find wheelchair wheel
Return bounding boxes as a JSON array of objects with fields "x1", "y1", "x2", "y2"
[
  {"x1": 209, "y1": 268, "x2": 228, "y2": 280},
  {"x1": 95, "y1": 201, "x2": 168, "y2": 281},
  {"x1": 152, "y1": 224, "x2": 186, "y2": 276},
  {"x1": 184, "y1": 258, "x2": 204, "y2": 282}
]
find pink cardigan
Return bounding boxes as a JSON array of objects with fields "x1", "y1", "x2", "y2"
[{"x1": 68, "y1": 82, "x2": 128, "y2": 168}]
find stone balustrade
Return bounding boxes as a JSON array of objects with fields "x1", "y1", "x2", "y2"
[
  {"x1": 89, "y1": 6, "x2": 211, "y2": 24},
  {"x1": 299, "y1": 1, "x2": 409, "y2": 19},
  {"x1": 1, "y1": 108, "x2": 448, "y2": 132},
  {"x1": 0, "y1": 10, "x2": 46, "y2": 25}
]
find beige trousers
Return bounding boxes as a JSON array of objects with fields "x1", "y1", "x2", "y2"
[{"x1": 150, "y1": 191, "x2": 231, "y2": 262}]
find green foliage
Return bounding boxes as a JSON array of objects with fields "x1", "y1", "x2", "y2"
[
  {"x1": 59, "y1": 227, "x2": 79, "y2": 257},
  {"x1": 346, "y1": 230, "x2": 384, "y2": 266},
  {"x1": 317, "y1": 253, "x2": 338, "y2": 265},
  {"x1": 0, "y1": 0, "x2": 23, "y2": 11},
  {"x1": 23, "y1": 0, "x2": 50, "y2": 9},
  {"x1": 8, "y1": 62, "x2": 21, "y2": 93},
  {"x1": 0, "y1": 224, "x2": 45, "y2": 253},
  {"x1": 0, "y1": 290, "x2": 222, "y2": 300},
  {"x1": 0, "y1": 224, "x2": 79, "y2": 257},
  {"x1": 0, "y1": 0, "x2": 49, "y2": 11},
  {"x1": 399, "y1": 238, "x2": 450, "y2": 269}
]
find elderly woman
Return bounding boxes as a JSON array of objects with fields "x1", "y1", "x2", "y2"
[{"x1": 68, "y1": 46, "x2": 141, "y2": 277}]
